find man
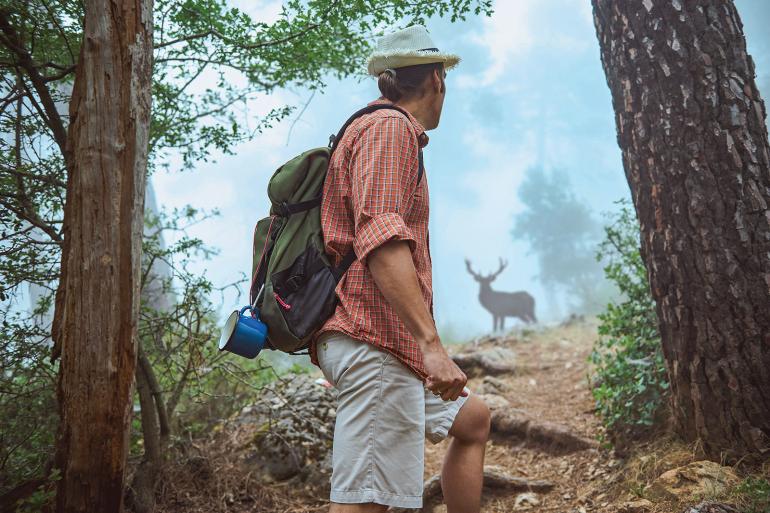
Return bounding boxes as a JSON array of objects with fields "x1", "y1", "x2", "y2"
[{"x1": 310, "y1": 25, "x2": 490, "y2": 512}]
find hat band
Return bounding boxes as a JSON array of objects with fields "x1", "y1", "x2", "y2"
[{"x1": 419, "y1": 47, "x2": 439, "y2": 52}]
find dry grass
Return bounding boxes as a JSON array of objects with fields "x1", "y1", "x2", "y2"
[{"x1": 151, "y1": 414, "x2": 329, "y2": 513}]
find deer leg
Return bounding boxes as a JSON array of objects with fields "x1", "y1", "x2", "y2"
[
  {"x1": 500, "y1": 316, "x2": 505, "y2": 331},
  {"x1": 492, "y1": 315, "x2": 498, "y2": 332}
]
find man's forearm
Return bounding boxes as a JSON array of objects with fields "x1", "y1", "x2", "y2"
[{"x1": 366, "y1": 239, "x2": 441, "y2": 351}]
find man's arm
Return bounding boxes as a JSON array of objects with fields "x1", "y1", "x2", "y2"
[{"x1": 367, "y1": 239, "x2": 467, "y2": 401}]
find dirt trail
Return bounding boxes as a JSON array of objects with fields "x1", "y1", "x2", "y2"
[{"x1": 424, "y1": 318, "x2": 621, "y2": 513}]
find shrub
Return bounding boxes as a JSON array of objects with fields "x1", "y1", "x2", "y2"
[{"x1": 589, "y1": 199, "x2": 669, "y2": 448}]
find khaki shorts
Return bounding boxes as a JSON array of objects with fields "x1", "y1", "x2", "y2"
[{"x1": 316, "y1": 331, "x2": 469, "y2": 509}]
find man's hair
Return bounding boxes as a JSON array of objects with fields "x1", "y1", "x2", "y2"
[{"x1": 377, "y1": 62, "x2": 445, "y2": 102}]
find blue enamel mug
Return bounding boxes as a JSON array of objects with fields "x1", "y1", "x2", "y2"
[{"x1": 218, "y1": 305, "x2": 268, "y2": 358}]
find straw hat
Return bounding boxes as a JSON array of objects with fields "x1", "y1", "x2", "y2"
[{"x1": 366, "y1": 25, "x2": 461, "y2": 76}]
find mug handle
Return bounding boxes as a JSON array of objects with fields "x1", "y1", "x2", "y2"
[{"x1": 239, "y1": 305, "x2": 259, "y2": 318}]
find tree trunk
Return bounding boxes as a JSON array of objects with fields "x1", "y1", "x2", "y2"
[
  {"x1": 592, "y1": 0, "x2": 770, "y2": 462},
  {"x1": 127, "y1": 358, "x2": 163, "y2": 513},
  {"x1": 53, "y1": 0, "x2": 153, "y2": 511}
]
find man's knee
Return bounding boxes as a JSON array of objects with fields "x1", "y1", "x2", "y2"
[{"x1": 449, "y1": 394, "x2": 491, "y2": 445}]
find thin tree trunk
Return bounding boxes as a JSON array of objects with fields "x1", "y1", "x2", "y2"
[
  {"x1": 127, "y1": 361, "x2": 163, "y2": 513},
  {"x1": 592, "y1": 0, "x2": 770, "y2": 462},
  {"x1": 53, "y1": 0, "x2": 153, "y2": 511},
  {"x1": 138, "y1": 344, "x2": 171, "y2": 442}
]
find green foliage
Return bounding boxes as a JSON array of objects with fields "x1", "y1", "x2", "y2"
[
  {"x1": 0, "y1": 308, "x2": 58, "y2": 495},
  {"x1": 134, "y1": 206, "x2": 281, "y2": 448},
  {"x1": 589, "y1": 199, "x2": 669, "y2": 444},
  {"x1": 512, "y1": 166, "x2": 614, "y2": 314},
  {"x1": 14, "y1": 469, "x2": 60, "y2": 513},
  {"x1": 732, "y1": 476, "x2": 770, "y2": 513},
  {"x1": 149, "y1": 0, "x2": 493, "y2": 170}
]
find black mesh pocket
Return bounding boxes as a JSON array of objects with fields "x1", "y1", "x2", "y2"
[{"x1": 270, "y1": 245, "x2": 339, "y2": 340}]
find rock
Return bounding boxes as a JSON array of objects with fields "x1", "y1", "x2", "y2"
[
  {"x1": 452, "y1": 347, "x2": 516, "y2": 378},
  {"x1": 514, "y1": 492, "x2": 540, "y2": 508},
  {"x1": 478, "y1": 376, "x2": 513, "y2": 395},
  {"x1": 619, "y1": 498, "x2": 654, "y2": 513},
  {"x1": 233, "y1": 374, "x2": 337, "y2": 485},
  {"x1": 491, "y1": 410, "x2": 598, "y2": 454},
  {"x1": 681, "y1": 502, "x2": 740, "y2": 513},
  {"x1": 645, "y1": 461, "x2": 739, "y2": 501},
  {"x1": 478, "y1": 393, "x2": 511, "y2": 411},
  {"x1": 470, "y1": 334, "x2": 505, "y2": 347}
]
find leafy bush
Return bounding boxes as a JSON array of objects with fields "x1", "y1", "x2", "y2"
[{"x1": 589, "y1": 199, "x2": 669, "y2": 447}]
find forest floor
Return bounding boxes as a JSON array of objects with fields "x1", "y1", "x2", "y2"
[{"x1": 158, "y1": 318, "x2": 758, "y2": 513}]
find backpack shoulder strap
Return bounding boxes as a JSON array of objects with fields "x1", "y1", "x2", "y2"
[
  {"x1": 329, "y1": 104, "x2": 424, "y2": 184},
  {"x1": 329, "y1": 103, "x2": 426, "y2": 279}
]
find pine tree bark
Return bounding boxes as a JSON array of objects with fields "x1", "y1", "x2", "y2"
[
  {"x1": 53, "y1": 0, "x2": 153, "y2": 511},
  {"x1": 592, "y1": 0, "x2": 770, "y2": 462}
]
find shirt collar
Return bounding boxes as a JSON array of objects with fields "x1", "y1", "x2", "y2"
[{"x1": 367, "y1": 97, "x2": 430, "y2": 148}]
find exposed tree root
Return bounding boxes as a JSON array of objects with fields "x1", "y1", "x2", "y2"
[
  {"x1": 491, "y1": 409, "x2": 598, "y2": 455},
  {"x1": 407, "y1": 465, "x2": 555, "y2": 512}
]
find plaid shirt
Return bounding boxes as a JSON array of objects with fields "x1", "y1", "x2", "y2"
[{"x1": 309, "y1": 98, "x2": 432, "y2": 379}]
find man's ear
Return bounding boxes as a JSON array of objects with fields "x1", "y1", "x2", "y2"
[{"x1": 433, "y1": 68, "x2": 445, "y2": 94}]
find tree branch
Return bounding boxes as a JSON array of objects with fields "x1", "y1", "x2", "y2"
[
  {"x1": 1, "y1": 164, "x2": 67, "y2": 189},
  {"x1": 155, "y1": 0, "x2": 340, "y2": 51},
  {"x1": 0, "y1": 197, "x2": 62, "y2": 243},
  {"x1": 0, "y1": 9, "x2": 68, "y2": 157}
]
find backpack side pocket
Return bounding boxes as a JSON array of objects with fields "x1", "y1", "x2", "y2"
[{"x1": 270, "y1": 244, "x2": 338, "y2": 340}]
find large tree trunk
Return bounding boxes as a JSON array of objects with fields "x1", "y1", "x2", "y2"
[
  {"x1": 591, "y1": 0, "x2": 770, "y2": 462},
  {"x1": 53, "y1": 0, "x2": 153, "y2": 511}
]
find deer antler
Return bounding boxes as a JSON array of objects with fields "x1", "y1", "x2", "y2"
[
  {"x1": 488, "y1": 257, "x2": 507, "y2": 280},
  {"x1": 465, "y1": 258, "x2": 482, "y2": 279}
]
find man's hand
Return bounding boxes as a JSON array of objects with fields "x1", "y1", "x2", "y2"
[
  {"x1": 367, "y1": 239, "x2": 468, "y2": 401},
  {"x1": 421, "y1": 337, "x2": 468, "y2": 401}
]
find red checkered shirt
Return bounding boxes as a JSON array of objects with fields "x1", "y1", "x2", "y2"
[{"x1": 309, "y1": 97, "x2": 432, "y2": 379}]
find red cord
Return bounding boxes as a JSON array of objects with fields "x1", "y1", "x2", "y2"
[{"x1": 274, "y1": 292, "x2": 292, "y2": 310}]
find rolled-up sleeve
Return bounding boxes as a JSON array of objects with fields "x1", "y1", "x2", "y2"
[{"x1": 349, "y1": 115, "x2": 420, "y2": 266}]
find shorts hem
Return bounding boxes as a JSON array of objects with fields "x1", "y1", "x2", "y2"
[
  {"x1": 330, "y1": 488, "x2": 423, "y2": 508},
  {"x1": 427, "y1": 393, "x2": 469, "y2": 444}
]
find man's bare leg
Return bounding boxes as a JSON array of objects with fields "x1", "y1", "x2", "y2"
[
  {"x1": 329, "y1": 503, "x2": 388, "y2": 513},
  {"x1": 441, "y1": 395, "x2": 490, "y2": 513}
]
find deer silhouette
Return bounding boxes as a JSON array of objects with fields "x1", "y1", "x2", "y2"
[{"x1": 465, "y1": 258, "x2": 537, "y2": 331}]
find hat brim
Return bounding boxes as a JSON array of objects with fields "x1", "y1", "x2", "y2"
[{"x1": 367, "y1": 50, "x2": 461, "y2": 76}]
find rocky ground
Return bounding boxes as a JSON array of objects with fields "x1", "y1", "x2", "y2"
[{"x1": 157, "y1": 318, "x2": 756, "y2": 513}]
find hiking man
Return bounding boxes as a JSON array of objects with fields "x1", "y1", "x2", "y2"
[{"x1": 309, "y1": 25, "x2": 491, "y2": 512}]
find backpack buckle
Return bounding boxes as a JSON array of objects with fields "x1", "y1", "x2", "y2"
[
  {"x1": 276, "y1": 201, "x2": 290, "y2": 217},
  {"x1": 328, "y1": 134, "x2": 336, "y2": 148}
]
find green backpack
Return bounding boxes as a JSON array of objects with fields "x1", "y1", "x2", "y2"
[{"x1": 249, "y1": 104, "x2": 425, "y2": 354}]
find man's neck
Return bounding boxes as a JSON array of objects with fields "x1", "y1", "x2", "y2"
[{"x1": 394, "y1": 99, "x2": 433, "y2": 131}]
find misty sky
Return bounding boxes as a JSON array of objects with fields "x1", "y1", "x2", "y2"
[{"x1": 151, "y1": 0, "x2": 770, "y2": 342}]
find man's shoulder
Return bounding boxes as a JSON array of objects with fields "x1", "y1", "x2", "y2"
[{"x1": 348, "y1": 107, "x2": 417, "y2": 144}]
